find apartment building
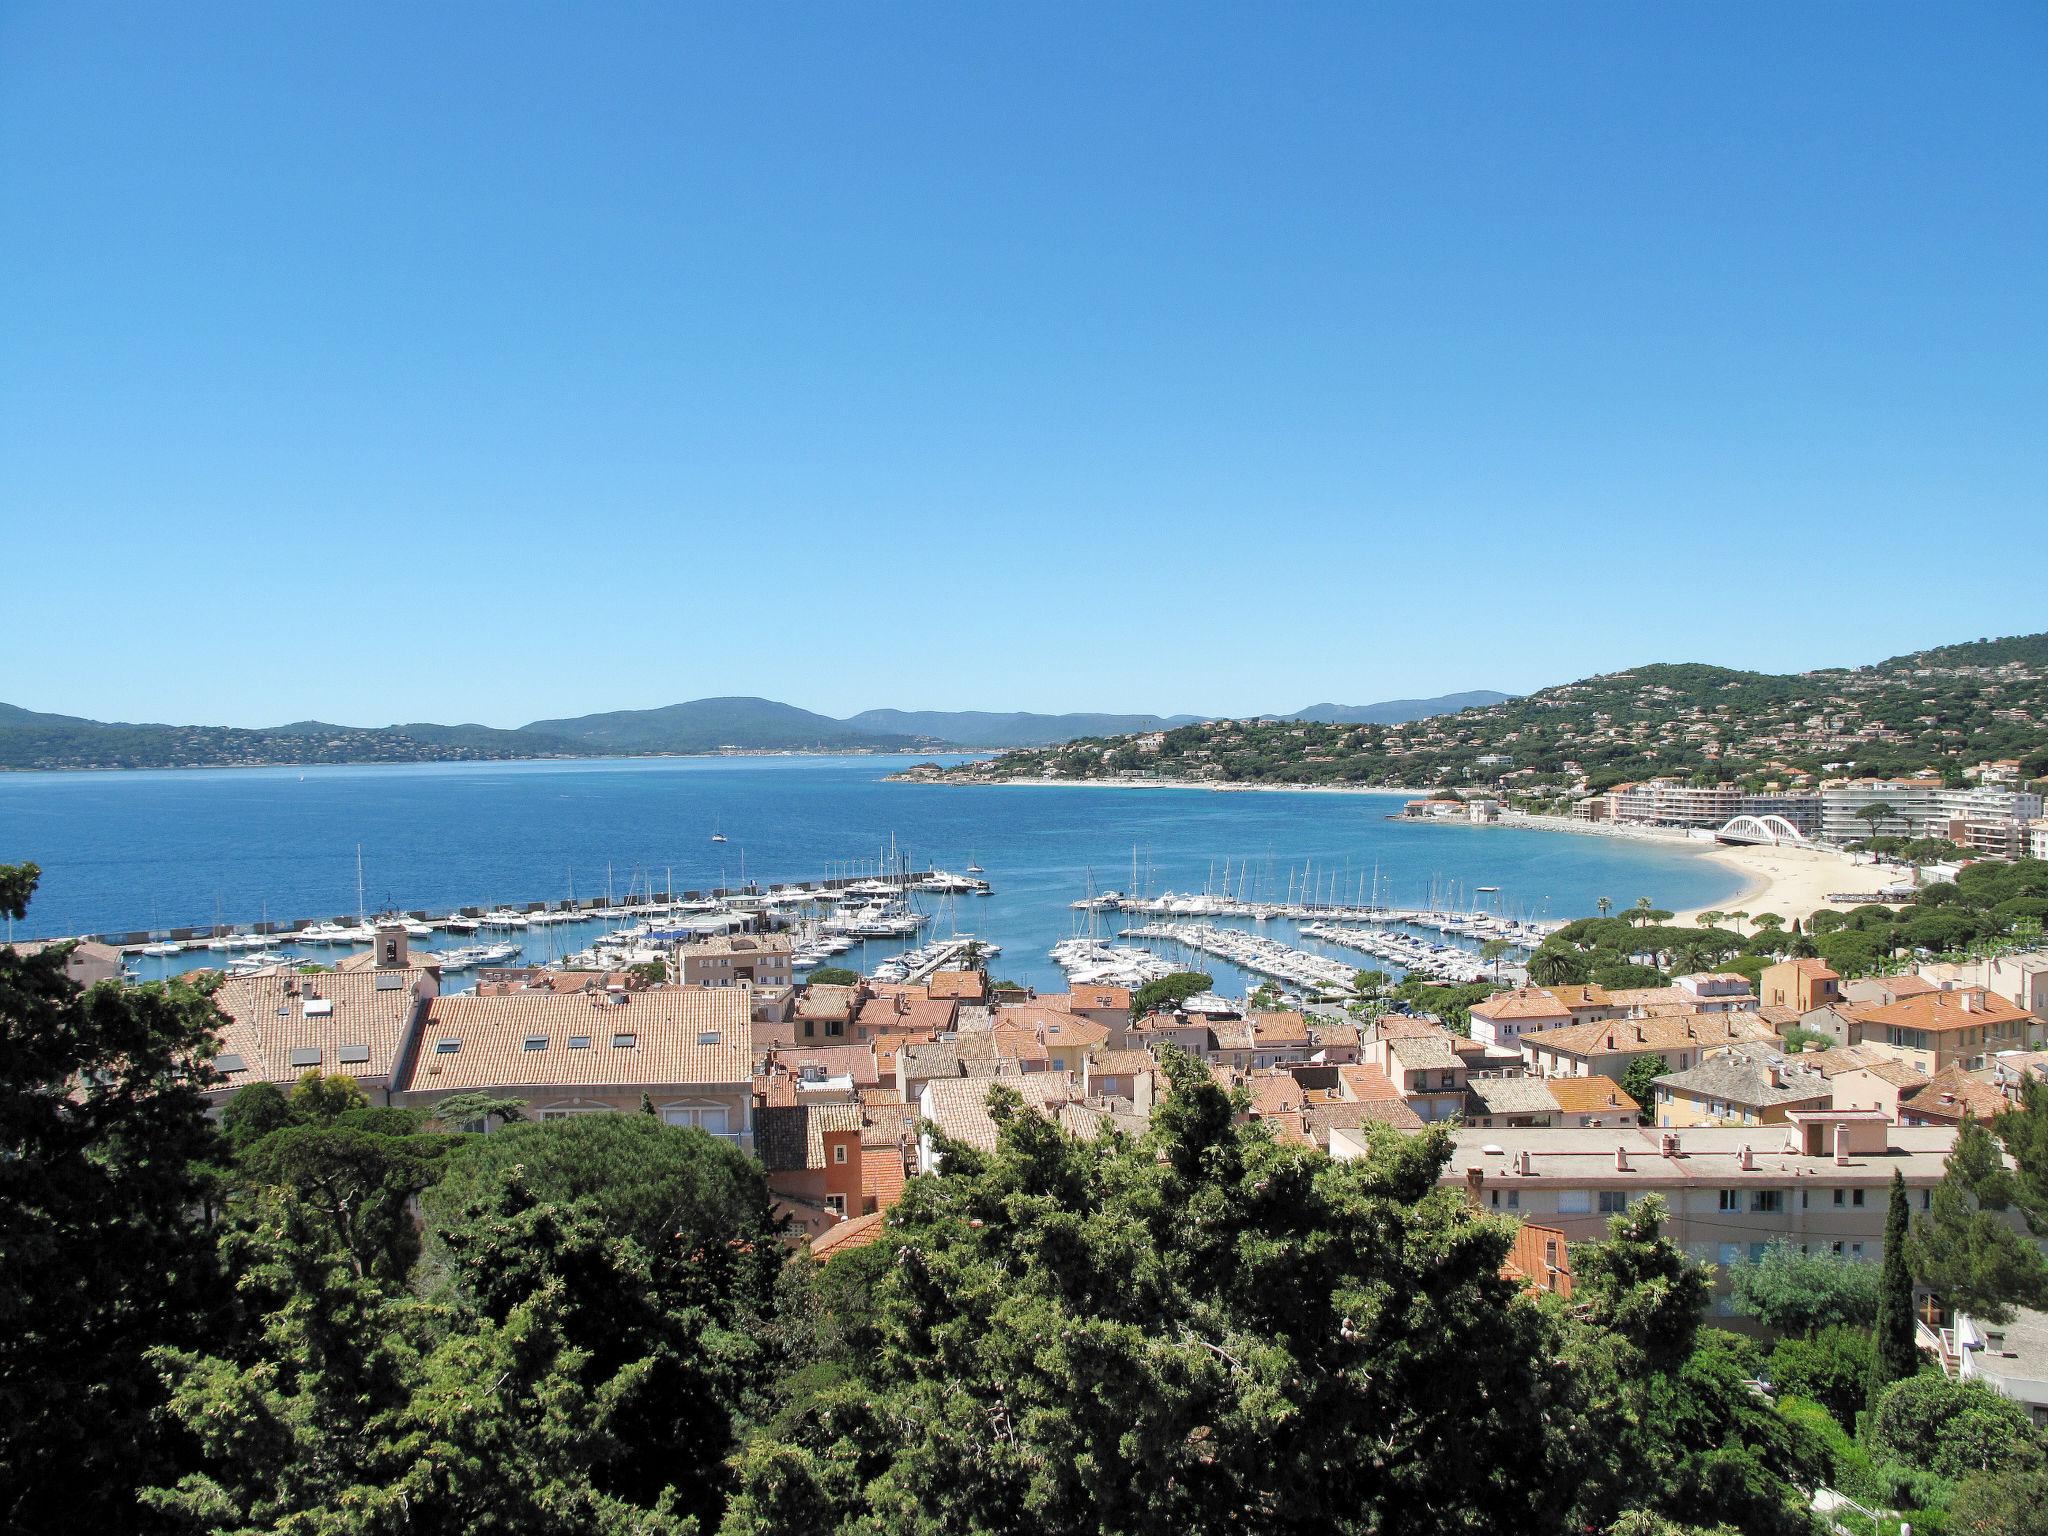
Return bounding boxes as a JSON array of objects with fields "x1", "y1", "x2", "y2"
[
  {"x1": 1519, "y1": 1010, "x2": 1776, "y2": 1080},
  {"x1": 1847, "y1": 987, "x2": 2036, "y2": 1076},
  {"x1": 678, "y1": 932, "x2": 794, "y2": 989},
  {"x1": 1818, "y1": 779, "x2": 2043, "y2": 849},
  {"x1": 1334, "y1": 1112, "x2": 1958, "y2": 1304},
  {"x1": 1759, "y1": 958, "x2": 1842, "y2": 1014}
]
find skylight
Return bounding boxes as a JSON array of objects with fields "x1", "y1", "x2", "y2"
[{"x1": 523, "y1": 1037, "x2": 548, "y2": 1051}]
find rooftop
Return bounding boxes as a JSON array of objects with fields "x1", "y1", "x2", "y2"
[{"x1": 404, "y1": 986, "x2": 751, "y2": 1093}]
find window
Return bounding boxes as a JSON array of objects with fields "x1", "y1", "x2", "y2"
[
  {"x1": 697, "y1": 1030, "x2": 722, "y2": 1046},
  {"x1": 1851, "y1": 1243, "x2": 1865, "y2": 1259},
  {"x1": 1749, "y1": 1242, "x2": 1769, "y2": 1263},
  {"x1": 523, "y1": 1037, "x2": 548, "y2": 1052},
  {"x1": 832, "y1": 1144, "x2": 849, "y2": 1165},
  {"x1": 569, "y1": 1035, "x2": 591, "y2": 1049},
  {"x1": 1718, "y1": 1189, "x2": 1740, "y2": 1211},
  {"x1": 661, "y1": 1105, "x2": 731, "y2": 1135},
  {"x1": 1750, "y1": 1190, "x2": 1783, "y2": 1214},
  {"x1": 1505, "y1": 1189, "x2": 1520, "y2": 1209},
  {"x1": 1833, "y1": 1189, "x2": 1846, "y2": 1207},
  {"x1": 435, "y1": 1039, "x2": 460, "y2": 1054},
  {"x1": 1718, "y1": 1243, "x2": 1743, "y2": 1270},
  {"x1": 1598, "y1": 1192, "x2": 1628, "y2": 1214},
  {"x1": 1922, "y1": 1189, "x2": 1932, "y2": 1210},
  {"x1": 613, "y1": 1033, "x2": 636, "y2": 1049},
  {"x1": 288, "y1": 1047, "x2": 321, "y2": 1068},
  {"x1": 338, "y1": 1044, "x2": 369, "y2": 1064},
  {"x1": 824, "y1": 1194, "x2": 847, "y2": 1217},
  {"x1": 1556, "y1": 1190, "x2": 1591, "y2": 1215}
]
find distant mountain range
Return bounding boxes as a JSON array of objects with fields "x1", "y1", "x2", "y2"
[{"x1": 0, "y1": 690, "x2": 1505, "y2": 770}]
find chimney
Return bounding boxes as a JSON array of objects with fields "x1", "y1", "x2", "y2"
[
  {"x1": 1660, "y1": 1132, "x2": 1680, "y2": 1158},
  {"x1": 1634, "y1": 1024, "x2": 1645, "y2": 1043},
  {"x1": 1739, "y1": 1144, "x2": 1756, "y2": 1171},
  {"x1": 1464, "y1": 1167, "x2": 1484, "y2": 1209},
  {"x1": 1961, "y1": 991, "x2": 1976, "y2": 1014},
  {"x1": 1615, "y1": 1145, "x2": 1629, "y2": 1171},
  {"x1": 1834, "y1": 1122, "x2": 1851, "y2": 1166},
  {"x1": 1517, "y1": 1149, "x2": 1533, "y2": 1176}
]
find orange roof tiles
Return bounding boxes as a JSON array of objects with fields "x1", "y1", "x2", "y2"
[
  {"x1": 1546, "y1": 1075, "x2": 1639, "y2": 1116},
  {"x1": 211, "y1": 966, "x2": 436, "y2": 1088},
  {"x1": 1470, "y1": 988, "x2": 1572, "y2": 1022},
  {"x1": 403, "y1": 987, "x2": 751, "y2": 1093},
  {"x1": 1522, "y1": 1011, "x2": 1775, "y2": 1058},
  {"x1": 1854, "y1": 988, "x2": 2031, "y2": 1036},
  {"x1": 810, "y1": 1210, "x2": 889, "y2": 1259}
]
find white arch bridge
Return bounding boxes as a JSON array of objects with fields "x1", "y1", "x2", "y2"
[{"x1": 1715, "y1": 814, "x2": 1810, "y2": 847}]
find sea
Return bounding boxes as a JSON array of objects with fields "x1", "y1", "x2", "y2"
[{"x1": 0, "y1": 754, "x2": 1746, "y2": 995}]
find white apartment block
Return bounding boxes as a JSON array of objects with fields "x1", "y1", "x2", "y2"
[{"x1": 1819, "y1": 780, "x2": 2043, "y2": 853}]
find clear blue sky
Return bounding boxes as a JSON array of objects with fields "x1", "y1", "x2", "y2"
[{"x1": 3, "y1": 3, "x2": 2042, "y2": 728}]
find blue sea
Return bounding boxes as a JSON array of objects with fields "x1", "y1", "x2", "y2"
[{"x1": 0, "y1": 755, "x2": 1745, "y2": 993}]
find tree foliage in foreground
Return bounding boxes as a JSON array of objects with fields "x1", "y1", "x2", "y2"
[
  {"x1": 725, "y1": 1052, "x2": 1826, "y2": 1536},
  {"x1": 1729, "y1": 1237, "x2": 1879, "y2": 1336},
  {"x1": 0, "y1": 862, "x2": 228, "y2": 1536}
]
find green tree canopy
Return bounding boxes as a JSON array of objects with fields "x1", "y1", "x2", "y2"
[
  {"x1": 0, "y1": 863, "x2": 228, "y2": 1535},
  {"x1": 1728, "y1": 1238, "x2": 1879, "y2": 1335},
  {"x1": 1130, "y1": 970, "x2": 1214, "y2": 1018}
]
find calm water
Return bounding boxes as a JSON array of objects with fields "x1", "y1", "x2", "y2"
[{"x1": 0, "y1": 755, "x2": 1744, "y2": 992}]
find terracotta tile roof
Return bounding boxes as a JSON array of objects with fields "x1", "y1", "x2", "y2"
[
  {"x1": 1367, "y1": 1016, "x2": 1454, "y2": 1043},
  {"x1": 1063, "y1": 985, "x2": 1133, "y2": 1013},
  {"x1": 995, "y1": 1004, "x2": 1111, "y2": 1048},
  {"x1": 1387, "y1": 1034, "x2": 1461, "y2": 1071},
  {"x1": 1903, "y1": 1065, "x2": 2008, "y2": 1124},
  {"x1": 810, "y1": 1210, "x2": 889, "y2": 1259},
  {"x1": 211, "y1": 966, "x2": 436, "y2": 1087},
  {"x1": 862, "y1": 1145, "x2": 908, "y2": 1208},
  {"x1": 1466, "y1": 1078, "x2": 1559, "y2": 1115},
  {"x1": 1310, "y1": 1021, "x2": 1360, "y2": 1048},
  {"x1": 403, "y1": 987, "x2": 750, "y2": 1093},
  {"x1": 1246, "y1": 1070, "x2": 1306, "y2": 1116},
  {"x1": 1605, "y1": 987, "x2": 1690, "y2": 1010},
  {"x1": 1801, "y1": 1043, "x2": 1893, "y2": 1077},
  {"x1": 1545, "y1": 984, "x2": 1613, "y2": 1009},
  {"x1": 1337, "y1": 1064, "x2": 1405, "y2": 1102},
  {"x1": 764, "y1": 1044, "x2": 879, "y2": 1087},
  {"x1": 1833, "y1": 1056, "x2": 1929, "y2": 1088},
  {"x1": 920, "y1": 1072, "x2": 1081, "y2": 1153},
  {"x1": 796, "y1": 984, "x2": 861, "y2": 1022},
  {"x1": 926, "y1": 970, "x2": 987, "y2": 1001},
  {"x1": 1088, "y1": 1049, "x2": 1156, "y2": 1078},
  {"x1": 684, "y1": 932, "x2": 793, "y2": 958},
  {"x1": 756, "y1": 1102, "x2": 864, "y2": 1171},
  {"x1": 898, "y1": 1035, "x2": 1011, "y2": 1082},
  {"x1": 1249, "y1": 1011, "x2": 1312, "y2": 1046},
  {"x1": 1522, "y1": 1011, "x2": 1775, "y2": 1059},
  {"x1": 1302, "y1": 1099, "x2": 1425, "y2": 1139},
  {"x1": 1545, "y1": 1075, "x2": 1639, "y2": 1117},
  {"x1": 855, "y1": 995, "x2": 959, "y2": 1037},
  {"x1": 1470, "y1": 988, "x2": 1572, "y2": 1022},
  {"x1": 1854, "y1": 988, "x2": 2032, "y2": 1036}
]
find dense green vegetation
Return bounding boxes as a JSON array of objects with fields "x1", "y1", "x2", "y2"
[
  {"x1": 1522, "y1": 859, "x2": 2048, "y2": 989},
  {"x1": 12, "y1": 853, "x2": 2048, "y2": 1535},
  {"x1": 942, "y1": 632, "x2": 2048, "y2": 793}
]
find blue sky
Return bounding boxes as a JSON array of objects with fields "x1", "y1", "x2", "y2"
[{"x1": 2, "y1": 3, "x2": 2042, "y2": 728}]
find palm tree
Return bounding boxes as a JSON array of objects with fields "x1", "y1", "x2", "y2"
[
  {"x1": 1596, "y1": 897, "x2": 1613, "y2": 920},
  {"x1": 1529, "y1": 948, "x2": 1589, "y2": 987},
  {"x1": 1631, "y1": 896, "x2": 1654, "y2": 928},
  {"x1": 1697, "y1": 909, "x2": 1724, "y2": 932},
  {"x1": 1480, "y1": 937, "x2": 1512, "y2": 979}
]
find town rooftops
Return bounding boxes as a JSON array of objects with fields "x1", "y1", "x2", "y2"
[
  {"x1": 1853, "y1": 987, "x2": 2032, "y2": 1036},
  {"x1": 1545, "y1": 1075, "x2": 1639, "y2": 1117},
  {"x1": 795, "y1": 984, "x2": 861, "y2": 1021},
  {"x1": 1655, "y1": 1050, "x2": 1830, "y2": 1110},
  {"x1": 404, "y1": 986, "x2": 751, "y2": 1094},
  {"x1": 1901, "y1": 1065, "x2": 2008, "y2": 1124},
  {"x1": 926, "y1": 969, "x2": 987, "y2": 1001},
  {"x1": 685, "y1": 931, "x2": 794, "y2": 957},
  {"x1": 211, "y1": 965, "x2": 436, "y2": 1087},
  {"x1": 1522, "y1": 1011, "x2": 1774, "y2": 1058},
  {"x1": 1438, "y1": 1122, "x2": 1958, "y2": 1186},
  {"x1": 1466, "y1": 1077, "x2": 1560, "y2": 1115},
  {"x1": 809, "y1": 1209, "x2": 889, "y2": 1260},
  {"x1": 1470, "y1": 987, "x2": 1572, "y2": 1022},
  {"x1": 920, "y1": 1072, "x2": 1081, "y2": 1154},
  {"x1": 755, "y1": 1102, "x2": 864, "y2": 1171},
  {"x1": 1064, "y1": 985, "x2": 1133, "y2": 1013}
]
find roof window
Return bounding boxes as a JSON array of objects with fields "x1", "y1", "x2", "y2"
[
  {"x1": 697, "y1": 1029, "x2": 723, "y2": 1045},
  {"x1": 435, "y1": 1039, "x2": 461, "y2": 1054},
  {"x1": 613, "y1": 1032, "x2": 637, "y2": 1048},
  {"x1": 338, "y1": 1044, "x2": 369, "y2": 1064},
  {"x1": 568, "y1": 1034, "x2": 592, "y2": 1049},
  {"x1": 216, "y1": 1053, "x2": 248, "y2": 1074},
  {"x1": 523, "y1": 1037, "x2": 548, "y2": 1052},
  {"x1": 304, "y1": 998, "x2": 334, "y2": 1017},
  {"x1": 288, "y1": 1047, "x2": 321, "y2": 1068}
]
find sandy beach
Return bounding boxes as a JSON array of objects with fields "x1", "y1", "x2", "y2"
[{"x1": 906, "y1": 773, "x2": 1891, "y2": 925}]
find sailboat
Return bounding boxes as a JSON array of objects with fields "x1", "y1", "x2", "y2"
[{"x1": 711, "y1": 817, "x2": 727, "y2": 844}]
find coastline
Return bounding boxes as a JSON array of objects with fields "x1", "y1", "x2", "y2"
[{"x1": 908, "y1": 775, "x2": 1881, "y2": 925}]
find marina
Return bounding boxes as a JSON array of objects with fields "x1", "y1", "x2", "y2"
[{"x1": 0, "y1": 754, "x2": 1749, "y2": 994}]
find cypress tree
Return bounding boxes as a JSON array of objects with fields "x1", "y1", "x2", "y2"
[{"x1": 1868, "y1": 1169, "x2": 1917, "y2": 1417}]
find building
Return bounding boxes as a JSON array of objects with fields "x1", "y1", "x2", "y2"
[
  {"x1": 2030, "y1": 819, "x2": 2048, "y2": 862},
  {"x1": 1501, "y1": 1220, "x2": 1575, "y2": 1299},
  {"x1": 1827, "y1": 1058, "x2": 1930, "y2": 1121},
  {"x1": 1605, "y1": 779, "x2": 1744, "y2": 829},
  {"x1": 1545, "y1": 1074, "x2": 1640, "y2": 1127},
  {"x1": 1519, "y1": 1011, "x2": 1775, "y2": 1081},
  {"x1": 398, "y1": 985, "x2": 755, "y2": 1146},
  {"x1": 208, "y1": 962, "x2": 442, "y2": 1103},
  {"x1": 1758, "y1": 958, "x2": 1842, "y2": 1015},
  {"x1": 1898, "y1": 1065, "x2": 2009, "y2": 1128},
  {"x1": 10, "y1": 936, "x2": 125, "y2": 987},
  {"x1": 1819, "y1": 779, "x2": 2043, "y2": 852},
  {"x1": 1924, "y1": 1308, "x2": 2048, "y2": 1428},
  {"x1": 678, "y1": 932, "x2": 793, "y2": 989},
  {"x1": 1736, "y1": 793, "x2": 1823, "y2": 839},
  {"x1": 1916, "y1": 953, "x2": 2048, "y2": 1024},
  {"x1": 1338, "y1": 1112, "x2": 1958, "y2": 1305},
  {"x1": 1468, "y1": 987, "x2": 1572, "y2": 1049},
  {"x1": 1848, "y1": 987, "x2": 2037, "y2": 1076},
  {"x1": 1651, "y1": 1049, "x2": 1831, "y2": 1128}
]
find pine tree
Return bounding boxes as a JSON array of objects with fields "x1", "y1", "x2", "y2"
[{"x1": 1868, "y1": 1170, "x2": 1917, "y2": 1416}]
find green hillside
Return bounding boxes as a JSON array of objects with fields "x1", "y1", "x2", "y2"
[{"x1": 930, "y1": 632, "x2": 2048, "y2": 793}]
